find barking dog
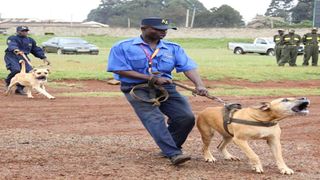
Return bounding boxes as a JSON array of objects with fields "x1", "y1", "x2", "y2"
[
  {"x1": 197, "y1": 97, "x2": 310, "y2": 175},
  {"x1": 5, "y1": 60, "x2": 55, "y2": 99}
]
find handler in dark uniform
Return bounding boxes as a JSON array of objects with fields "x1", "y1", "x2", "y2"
[
  {"x1": 278, "y1": 29, "x2": 301, "y2": 66},
  {"x1": 273, "y1": 29, "x2": 285, "y2": 64},
  {"x1": 4, "y1": 26, "x2": 50, "y2": 95},
  {"x1": 302, "y1": 27, "x2": 320, "y2": 66}
]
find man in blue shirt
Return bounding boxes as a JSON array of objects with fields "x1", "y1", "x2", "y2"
[
  {"x1": 4, "y1": 26, "x2": 50, "y2": 95},
  {"x1": 107, "y1": 17, "x2": 208, "y2": 165}
]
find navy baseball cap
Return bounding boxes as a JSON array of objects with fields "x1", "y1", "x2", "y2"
[
  {"x1": 16, "y1": 26, "x2": 29, "y2": 32},
  {"x1": 141, "y1": 17, "x2": 177, "y2": 30}
]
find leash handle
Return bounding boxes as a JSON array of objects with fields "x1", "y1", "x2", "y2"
[{"x1": 173, "y1": 81, "x2": 226, "y2": 104}]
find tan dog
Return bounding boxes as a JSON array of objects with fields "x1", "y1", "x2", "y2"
[
  {"x1": 5, "y1": 60, "x2": 55, "y2": 99},
  {"x1": 197, "y1": 97, "x2": 310, "y2": 175}
]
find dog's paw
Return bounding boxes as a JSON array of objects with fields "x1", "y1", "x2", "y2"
[
  {"x1": 224, "y1": 155, "x2": 240, "y2": 161},
  {"x1": 49, "y1": 97, "x2": 55, "y2": 100},
  {"x1": 252, "y1": 164, "x2": 264, "y2": 174},
  {"x1": 28, "y1": 96, "x2": 34, "y2": 99},
  {"x1": 204, "y1": 156, "x2": 217, "y2": 163},
  {"x1": 280, "y1": 167, "x2": 294, "y2": 175}
]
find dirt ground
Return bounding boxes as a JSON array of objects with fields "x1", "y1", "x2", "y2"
[{"x1": 0, "y1": 80, "x2": 319, "y2": 179}]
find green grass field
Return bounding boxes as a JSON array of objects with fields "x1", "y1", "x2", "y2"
[{"x1": 0, "y1": 34, "x2": 319, "y2": 96}]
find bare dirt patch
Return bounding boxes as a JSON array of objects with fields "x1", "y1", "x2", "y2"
[{"x1": 0, "y1": 80, "x2": 319, "y2": 179}]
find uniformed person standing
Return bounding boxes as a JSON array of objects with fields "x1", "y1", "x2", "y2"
[
  {"x1": 278, "y1": 29, "x2": 301, "y2": 66},
  {"x1": 274, "y1": 29, "x2": 285, "y2": 64},
  {"x1": 302, "y1": 27, "x2": 320, "y2": 66},
  {"x1": 108, "y1": 17, "x2": 208, "y2": 165},
  {"x1": 4, "y1": 26, "x2": 50, "y2": 95}
]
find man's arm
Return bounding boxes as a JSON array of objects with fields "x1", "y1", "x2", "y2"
[
  {"x1": 183, "y1": 69, "x2": 208, "y2": 96},
  {"x1": 29, "y1": 38, "x2": 50, "y2": 65}
]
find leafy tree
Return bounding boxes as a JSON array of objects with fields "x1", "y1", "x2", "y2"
[
  {"x1": 265, "y1": 0, "x2": 295, "y2": 21},
  {"x1": 291, "y1": 0, "x2": 314, "y2": 23},
  {"x1": 87, "y1": 0, "x2": 207, "y2": 27},
  {"x1": 194, "y1": 5, "x2": 244, "y2": 28}
]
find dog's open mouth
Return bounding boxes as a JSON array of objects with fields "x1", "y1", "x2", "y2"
[
  {"x1": 36, "y1": 76, "x2": 47, "y2": 80},
  {"x1": 291, "y1": 100, "x2": 310, "y2": 115}
]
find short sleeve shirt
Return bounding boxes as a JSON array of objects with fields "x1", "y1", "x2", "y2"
[{"x1": 107, "y1": 36, "x2": 197, "y2": 84}]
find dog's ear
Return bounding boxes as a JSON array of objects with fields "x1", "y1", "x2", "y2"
[
  {"x1": 259, "y1": 102, "x2": 271, "y2": 111},
  {"x1": 32, "y1": 68, "x2": 38, "y2": 72},
  {"x1": 46, "y1": 68, "x2": 50, "y2": 73},
  {"x1": 252, "y1": 102, "x2": 271, "y2": 111}
]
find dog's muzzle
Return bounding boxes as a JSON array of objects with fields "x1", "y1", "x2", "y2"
[
  {"x1": 291, "y1": 97, "x2": 310, "y2": 115},
  {"x1": 36, "y1": 76, "x2": 47, "y2": 80}
]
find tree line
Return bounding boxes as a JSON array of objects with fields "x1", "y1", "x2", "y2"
[{"x1": 87, "y1": 0, "x2": 314, "y2": 28}]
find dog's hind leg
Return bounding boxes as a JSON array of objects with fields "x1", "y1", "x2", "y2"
[
  {"x1": 233, "y1": 138, "x2": 264, "y2": 173},
  {"x1": 5, "y1": 80, "x2": 18, "y2": 96},
  {"x1": 197, "y1": 116, "x2": 216, "y2": 163},
  {"x1": 217, "y1": 137, "x2": 240, "y2": 161},
  {"x1": 267, "y1": 134, "x2": 294, "y2": 175}
]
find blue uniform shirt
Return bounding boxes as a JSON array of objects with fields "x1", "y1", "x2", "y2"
[
  {"x1": 5, "y1": 35, "x2": 46, "y2": 59},
  {"x1": 107, "y1": 36, "x2": 197, "y2": 83}
]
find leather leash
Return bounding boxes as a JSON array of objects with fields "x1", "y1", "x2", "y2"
[{"x1": 173, "y1": 81, "x2": 226, "y2": 104}]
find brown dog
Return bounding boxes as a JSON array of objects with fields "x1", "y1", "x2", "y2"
[
  {"x1": 5, "y1": 60, "x2": 55, "y2": 99},
  {"x1": 197, "y1": 97, "x2": 310, "y2": 175}
]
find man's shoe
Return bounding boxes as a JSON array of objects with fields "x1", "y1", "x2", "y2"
[
  {"x1": 15, "y1": 89, "x2": 27, "y2": 96},
  {"x1": 156, "y1": 152, "x2": 168, "y2": 158},
  {"x1": 170, "y1": 154, "x2": 191, "y2": 165}
]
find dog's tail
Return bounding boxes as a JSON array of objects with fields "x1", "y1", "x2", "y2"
[{"x1": 19, "y1": 60, "x2": 26, "y2": 73}]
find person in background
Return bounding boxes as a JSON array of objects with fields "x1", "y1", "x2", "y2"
[
  {"x1": 302, "y1": 27, "x2": 320, "y2": 66},
  {"x1": 273, "y1": 29, "x2": 285, "y2": 64},
  {"x1": 4, "y1": 26, "x2": 50, "y2": 95},
  {"x1": 278, "y1": 29, "x2": 301, "y2": 66}
]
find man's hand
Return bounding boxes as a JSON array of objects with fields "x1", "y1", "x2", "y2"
[
  {"x1": 43, "y1": 58, "x2": 51, "y2": 65},
  {"x1": 195, "y1": 85, "x2": 209, "y2": 96},
  {"x1": 14, "y1": 49, "x2": 24, "y2": 55},
  {"x1": 154, "y1": 77, "x2": 172, "y2": 85}
]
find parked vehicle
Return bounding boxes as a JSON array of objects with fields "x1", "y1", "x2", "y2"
[
  {"x1": 228, "y1": 38, "x2": 275, "y2": 56},
  {"x1": 42, "y1": 37, "x2": 99, "y2": 55},
  {"x1": 0, "y1": 28, "x2": 8, "y2": 35}
]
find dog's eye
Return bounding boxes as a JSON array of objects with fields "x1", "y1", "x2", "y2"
[
  {"x1": 37, "y1": 72, "x2": 41, "y2": 75},
  {"x1": 44, "y1": 72, "x2": 48, "y2": 75},
  {"x1": 282, "y1": 98, "x2": 289, "y2": 102}
]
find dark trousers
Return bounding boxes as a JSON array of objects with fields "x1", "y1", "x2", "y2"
[
  {"x1": 278, "y1": 46, "x2": 298, "y2": 66},
  {"x1": 4, "y1": 53, "x2": 32, "y2": 89},
  {"x1": 121, "y1": 83, "x2": 195, "y2": 157},
  {"x1": 303, "y1": 45, "x2": 318, "y2": 66},
  {"x1": 275, "y1": 45, "x2": 283, "y2": 64}
]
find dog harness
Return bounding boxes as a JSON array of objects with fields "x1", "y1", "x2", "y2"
[{"x1": 223, "y1": 104, "x2": 278, "y2": 137}]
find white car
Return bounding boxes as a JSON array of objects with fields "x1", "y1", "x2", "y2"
[{"x1": 228, "y1": 38, "x2": 275, "y2": 56}]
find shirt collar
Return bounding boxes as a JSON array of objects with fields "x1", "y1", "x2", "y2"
[{"x1": 132, "y1": 36, "x2": 168, "y2": 49}]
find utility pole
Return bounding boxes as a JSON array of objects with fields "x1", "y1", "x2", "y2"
[
  {"x1": 128, "y1": 18, "x2": 131, "y2": 28},
  {"x1": 190, "y1": 5, "x2": 196, "y2": 28},
  {"x1": 313, "y1": 0, "x2": 316, "y2": 27},
  {"x1": 70, "y1": 14, "x2": 73, "y2": 27},
  {"x1": 185, "y1": 9, "x2": 189, "y2": 28}
]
